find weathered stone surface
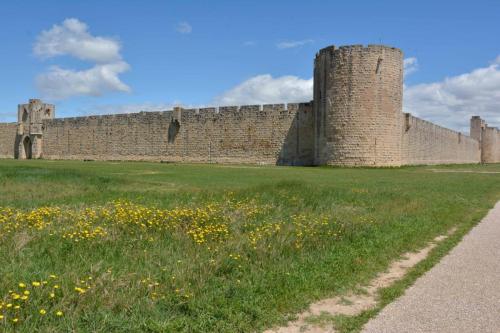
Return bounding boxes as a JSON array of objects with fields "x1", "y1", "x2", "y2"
[
  {"x1": 0, "y1": 123, "x2": 17, "y2": 158},
  {"x1": 314, "y1": 45, "x2": 403, "y2": 166},
  {"x1": 14, "y1": 99, "x2": 55, "y2": 159},
  {"x1": 402, "y1": 114, "x2": 480, "y2": 165},
  {"x1": 40, "y1": 103, "x2": 314, "y2": 165},
  {"x1": 0, "y1": 44, "x2": 498, "y2": 165}
]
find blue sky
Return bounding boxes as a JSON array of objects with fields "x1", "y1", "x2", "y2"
[{"x1": 1, "y1": 0, "x2": 500, "y2": 130}]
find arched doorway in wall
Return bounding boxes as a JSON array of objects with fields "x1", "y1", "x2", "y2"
[{"x1": 23, "y1": 136, "x2": 32, "y2": 159}]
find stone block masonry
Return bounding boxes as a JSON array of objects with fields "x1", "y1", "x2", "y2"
[
  {"x1": 314, "y1": 45, "x2": 403, "y2": 166},
  {"x1": 402, "y1": 114, "x2": 480, "y2": 165},
  {"x1": 1, "y1": 44, "x2": 499, "y2": 166},
  {"x1": 40, "y1": 103, "x2": 314, "y2": 165},
  {"x1": 0, "y1": 123, "x2": 17, "y2": 158}
]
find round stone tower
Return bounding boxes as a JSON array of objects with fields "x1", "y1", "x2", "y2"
[{"x1": 313, "y1": 45, "x2": 404, "y2": 166}]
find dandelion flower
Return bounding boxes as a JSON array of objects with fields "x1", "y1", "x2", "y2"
[
  {"x1": 39, "y1": 309, "x2": 46, "y2": 315},
  {"x1": 18, "y1": 283, "x2": 26, "y2": 288},
  {"x1": 56, "y1": 311, "x2": 63, "y2": 316},
  {"x1": 32, "y1": 282, "x2": 41, "y2": 287}
]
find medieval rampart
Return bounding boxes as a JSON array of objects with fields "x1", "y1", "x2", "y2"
[
  {"x1": 41, "y1": 103, "x2": 314, "y2": 165},
  {"x1": 0, "y1": 123, "x2": 17, "y2": 159},
  {"x1": 482, "y1": 126, "x2": 500, "y2": 163},
  {"x1": 401, "y1": 114, "x2": 480, "y2": 165},
  {"x1": 314, "y1": 45, "x2": 403, "y2": 166},
  {"x1": 1, "y1": 44, "x2": 499, "y2": 166}
]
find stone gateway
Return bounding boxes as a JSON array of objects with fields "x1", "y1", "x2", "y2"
[{"x1": 1, "y1": 44, "x2": 499, "y2": 165}]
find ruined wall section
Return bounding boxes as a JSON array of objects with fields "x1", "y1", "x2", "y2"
[
  {"x1": 0, "y1": 123, "x2": 17, "y2": 158},
  {"x1": 402, "y1": 114, "x2": 480, "y2": 165},
  {"x1": 41, "y1": 103, "x2": 314, "y2": 165},
  {"x1": 481, "y1": 126, "x2": 500, "y2": 163}
]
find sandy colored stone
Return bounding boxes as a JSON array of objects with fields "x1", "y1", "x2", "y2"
[{"x1": 1, "y1": 45, "x2": 499, "y2": 165}]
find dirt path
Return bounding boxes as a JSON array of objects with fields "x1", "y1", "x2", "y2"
[
  {"x1": 362, "y1": 201, "x2": 500, "y2": 333},
  {"x1": 264, "y1": 231, "x2": 455, "y2": 333}
]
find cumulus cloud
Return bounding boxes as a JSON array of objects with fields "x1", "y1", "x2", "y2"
[
  {"x1": 34, "y1": 18, "x2": 130, "y2": 100},
  {"x1": 213, "y1": 74, "x2": 313, "y2": 105},
  {"x1": 213, "y1": 56, "x2": 500, "y2": 132},
  {"x1": 34, "y1": 18, "x2": 121, "y2": 63},
  {"x1": 36, "y1": 62, "x2": 131, "y2": 99},
  {"x1": 404, "y1": 61, "x2": 500, "y2": 132},
  {"x1": 276, "y1": 39, "x2": 314, "y2": 49},
  {"x1": 404, "y1": 57, "x2": 418, "y2": 76},
  {"x1": 176, "y1": 22, "x2": 192, "y2": 34}
]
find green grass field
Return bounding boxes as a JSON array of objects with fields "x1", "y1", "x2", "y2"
[{"x1": 1, "y1": 159, "x2": 500, "y2": 332}]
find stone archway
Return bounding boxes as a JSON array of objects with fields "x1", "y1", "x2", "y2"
[{"x1": 23, "y1": 136, "x2": 32, "y2": 159}]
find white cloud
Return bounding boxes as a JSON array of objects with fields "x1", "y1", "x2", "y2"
[
  {"x1": 176, "y1": 22, "x2": 192, "y2": 34},
  {"x1": 213, "y1": 56, "x2": 500, "y2": 132},
  {"x1": 34, "y1": 18, "x2": 130, "y2": 100},
  {"x1": 34, "y1": 18, "x2": 121, "y2": 63},
  {"x1": 213, "y1": 74, "x2": 313, "y2": 106},
  {"x1": 276, "y1": 39, "x2": 314, "y2": 49},
  {"x1": 36, "y1": 62, "x2": 131, "y2": 100},
  {"x1": 404, "y1": 57, "x2": 418, "y2": 76},
  {"x1": 404, "y1": 60, "x2": 500, "y2": 131}
]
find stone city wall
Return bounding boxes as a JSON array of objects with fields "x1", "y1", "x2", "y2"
[
  {"x1": 314, "y1": 45, "x2": 403, "y2": 166},
  {"x1": 40, "y1": 103, "x2": 315, "y2": 165},
  {"x1": 401, "y1": 114, "x2": 480, "y2": 165},
  {"x1": 0, "y1": 123, "x2": 17, "y2": 159},
  {"x1": 482, "y1": 126, "x2": 500, "y2": 163}
]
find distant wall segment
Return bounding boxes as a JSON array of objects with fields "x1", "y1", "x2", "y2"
[{"x1": 402, "y1": 114, "x2": 480, "y2": 165}]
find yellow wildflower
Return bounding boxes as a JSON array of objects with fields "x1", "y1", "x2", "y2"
[{"x1": 39, "y1": 309, "x2": 47, "y2": 315}]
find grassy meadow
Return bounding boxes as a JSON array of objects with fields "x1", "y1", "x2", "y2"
[{"x1": 1, "y1": 159, "x2": 500, "y2": 332}]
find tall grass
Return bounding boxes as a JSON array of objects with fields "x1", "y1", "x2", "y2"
[{"x1": 0, "y1": 160, "x2": 499, "y2": 332}]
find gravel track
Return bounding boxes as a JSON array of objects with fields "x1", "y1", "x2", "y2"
[{"x1": 362, "y1": 201, "x2": 500, "y2": 333}]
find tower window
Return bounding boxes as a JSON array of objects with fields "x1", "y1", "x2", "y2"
[{"x1": 376, "y1": 58, "x2": 383, "y2": 74}]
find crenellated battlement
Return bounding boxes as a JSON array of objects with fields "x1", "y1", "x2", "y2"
[
  {"x1": 1, "y1": 44, "x2": 498, "y2": 165},
  {"x1": 42, "y1": 102, "x2": 313, "y2": 124}
]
